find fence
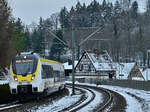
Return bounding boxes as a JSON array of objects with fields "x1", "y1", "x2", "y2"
[{"x1": 74, "y1": 78, "x2": 150, "y2": 91}]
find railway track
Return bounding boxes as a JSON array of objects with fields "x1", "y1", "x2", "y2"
[
  {"x1": 0, "y1": 84, "x2": 126, "y2": 112},
  {"x1": 0, "y1": 88, "x2": 68, "y2": 112},
  {"x1": 0, "y1": 101, "x2": 22, "y2": 111},
  {"x1": 63, "y1": 85, "x2": 96, "y2": 112},
  {"x1": 65, "y1": 83, "x2": 126, "y2": 112}
]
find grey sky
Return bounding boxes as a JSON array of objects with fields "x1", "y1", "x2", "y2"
[
  {"x1": 8, "y1": 0, "x2": 93, "y2": 25},
  {"x1": 8, "y1": 0, "x2": 146, "y2": 25}
]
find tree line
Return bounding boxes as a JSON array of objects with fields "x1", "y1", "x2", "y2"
[
  {"x1": 59, "y1": 0, "x2": 150, "y2": 66},
  {"x1": 1, "y1": 0, "x2": 150, "y2": 70}
]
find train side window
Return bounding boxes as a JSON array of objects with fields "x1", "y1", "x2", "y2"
[
  {"x1": 53, "y1": 71, "x2": 61, "y2": 82},
  {"x1": 42, "y1": 65, "x2": 53, "y2": 79}
]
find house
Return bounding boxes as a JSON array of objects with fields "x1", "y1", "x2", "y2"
[
  {"x1": 75, "y1": 50, "x2": 116, "y2": 79},
  {"x1": 140, "y1": 68, "x2": 150, "y2": 81},
  {"x1": 115, "y1": 63, "x2": 145, "y2": 80}
]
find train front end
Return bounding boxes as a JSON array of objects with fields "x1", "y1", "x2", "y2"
[{"x1": 9, "y1": 54, "x2": 40, "y2": 95}]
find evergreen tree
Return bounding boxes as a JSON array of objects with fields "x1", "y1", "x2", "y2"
[
  {"x1": 12, "y1": 18, "x2": 25, "y2": 53},
  {"x1": 102, "y1": 0, "x2": 107, "y2": 10},
  {"x1": 70, "y1": 6, "x2": 75, "y2": 15},
  {"x1": 24, "y1": 27, "x2": 31, "y2": 51},
  {"x1": 32, "y1": 17, "x2": 45, "y2": 54},
  {"x1": 39, "y1": 17, "x2": 45, "y2": 54},
  {"x1": 113, "y1": 0, "x2": 122, "y2": 19},
  {"x1": 59, "y1": 7, "x2": 70, "y2": 28},
  {"x1": 146, "y1": 0, "x2": 150, "y2": 12},
  {"x1": 75, "y1": 1, "x2": 82, "y2": 12},
  {"x1": 49, "y1": 30, "x2": 66, "y2": 61},
  {"x1": 91, "y1": 0, "x2": 100, "y2": 12},
  {"x1": 131, "y1": 1, "x2": 138, "y2": 19},
  {"x1": 145, "y1": 0, "x2": 150, "y2": 20},
  {"x1": 31, "y1": 29, "x2": 40, "y2": 53},
  {"x1": 87, "y1": 0, "x2": 101, "y2": 26}
]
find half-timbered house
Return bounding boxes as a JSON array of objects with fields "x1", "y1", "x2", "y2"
[{"x1": 75, "y1": 50, "x2": 116, "y2": 79}]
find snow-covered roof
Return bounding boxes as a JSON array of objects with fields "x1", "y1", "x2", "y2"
[
  {"x1": 87, "y1": 51, "x2": 114, "y2": 71},
  {"x1": 115, "y1": 63, "x2": 136, "y2": 79},
  {"x1": 140, "y1": 68, "x2": 150, "y2": 81},
  {"x1": 63, "y1": 61, "x2": 78, "y2": 70},
  {"x1": 93, "y1": 62, "x2": 114, "y2": 71}
]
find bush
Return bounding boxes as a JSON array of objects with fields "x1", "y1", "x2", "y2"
[{"x1": 0, "y1": 84, "x2": 12, "y2": 104}]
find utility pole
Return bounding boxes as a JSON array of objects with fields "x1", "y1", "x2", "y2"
[
  {"x1": 72, "y1": 24, "x2": 75, "y2": 95},
  {"x1": 77, "y1": 45, "x2": 80, "y2": 60},
  {"x1": 147, "y1": 50, "x2": 150, "y2": 81}
]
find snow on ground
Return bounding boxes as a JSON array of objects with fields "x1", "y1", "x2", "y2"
[
  {"x1": 101, "y1": 85, "x2": 150, "y2": 112},
  {"x1": 26, "y1": 82, "x2": 103, "y2": 112},
  {"x1": 78, "y1": 88, "x2": 103, "y2": 112},
  {"x1": 66, "y1": 81, "x2": 104, "y2": 112},
  {"x1": 68, "y1": 81, "x2": 150, "y2": 112},
  {"x1": 0, "y1": 80, "x2": 8, "y2": 85},
  {"x1": 26, "y1": 88, "x2": 82, "y2": 112}
]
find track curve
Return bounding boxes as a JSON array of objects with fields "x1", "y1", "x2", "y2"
[{"x1": 65, "y1": 83, "x2": 126, "y2": 112}]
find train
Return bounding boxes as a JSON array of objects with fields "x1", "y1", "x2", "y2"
[{"x1": 9, "y1": 52, "x2": 66, "y2": 98}]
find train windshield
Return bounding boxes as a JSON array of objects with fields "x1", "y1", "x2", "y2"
[{"x1": 12, "y1": 55, "x2": 38, "y2": 75}]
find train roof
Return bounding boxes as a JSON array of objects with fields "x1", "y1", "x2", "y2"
[{"x1": 40, "y1": 58, "x2": 62, "y2": 65}]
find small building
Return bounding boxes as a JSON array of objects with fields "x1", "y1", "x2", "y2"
[
  {"x1": 75, "y1": 50, "x2": 115, "y2": 79},
  {"x1": 140, "y1": 68, "x2": 150, "y2": 81},
  {"x1": 115, "y1": 63, "x2": 145, "y2": 80},
  {"x1": 63, "y1": 61, "x2": 78, "y2": 76}
]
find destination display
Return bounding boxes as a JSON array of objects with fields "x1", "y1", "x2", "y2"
[{"x1": 16, "y1": 59, "x2": 33, "y2": 63}]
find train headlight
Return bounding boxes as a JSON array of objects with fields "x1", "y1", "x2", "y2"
[
  {"x1": 31, "y1": 74, "x2": 35, "y2": 80},
  {"x1": 14, "y1": 76, "x2": 18, "y2": 81}
]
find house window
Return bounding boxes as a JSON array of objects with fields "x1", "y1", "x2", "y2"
[
  {"x1": 88, "y1": 65, "x2": 91, "y2": 71},
  {"x1": 79, "y1": 64, "x2": 83, "y2": 71}
]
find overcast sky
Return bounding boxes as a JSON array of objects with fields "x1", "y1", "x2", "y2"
[
  {"x1": 8, "y1": 0, "x2": 146, "y2": 25},
  {"x1": 8, "y1": 0, "x2": 93, "y2": 25}
]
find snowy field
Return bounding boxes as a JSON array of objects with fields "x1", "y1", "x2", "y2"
[
  {"x1": 0, "y1": 80, "x2": 8, "y2": 85},
  {"x1": 101, "y1": 85, "x2": 150, "y2": 112}
]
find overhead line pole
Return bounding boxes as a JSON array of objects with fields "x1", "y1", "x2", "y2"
[{"x1": 72, "y1": 24, "x2": 75, "y2": 95}]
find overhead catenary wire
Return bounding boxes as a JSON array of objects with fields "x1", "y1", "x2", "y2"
[
  {"x1": 47, "y1": 28, "x2": 68, "y2": 47},
  {"x1": 79, "y1": 25, "x2": 104, "y2": 46}
]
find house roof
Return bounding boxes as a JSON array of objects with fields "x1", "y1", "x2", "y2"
[
  {"x1": 87, "y1": 51, "x2": 114, "y2": 71},
  {"x1": 75, "y1": 50, "x2": 115, "y2": 71},
  {"x1": 115, "y1": 63, "x2": 136, "y2": 79},
  {"x1": 140, "y1": 68, "x2": 150, "y2": 81},
  {"x1": 63, "y1": 61, "x2": 78, "y2": 70}
]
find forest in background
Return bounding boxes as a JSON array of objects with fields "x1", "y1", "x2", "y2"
[{"x1": 1, "y1": 0, "x2": 150, "y2": 70}]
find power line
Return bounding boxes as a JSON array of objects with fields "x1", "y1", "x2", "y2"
[
  {"x1": 79, "y1": 25, "x2": 104, "y2": 46},
  {"x1": 47, "y1": 28, "x2": 68, "y2": 47}
]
